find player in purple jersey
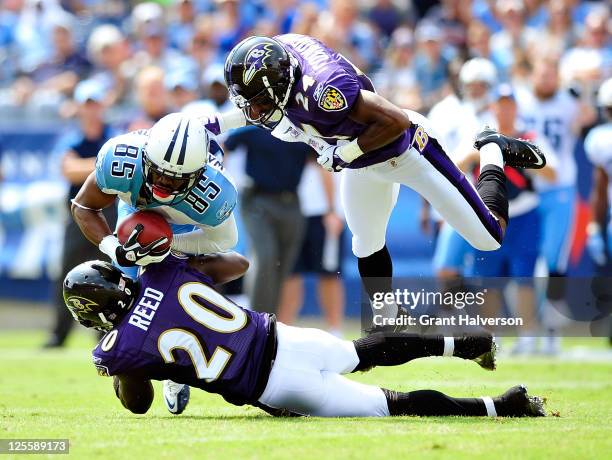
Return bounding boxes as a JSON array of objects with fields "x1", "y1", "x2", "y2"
[
  {"x1": 220, "y1": 34, "x2": 547, "y2": 328},
  {"x1": 63, "y1": 255, "x2": 545, "y2": 417}
]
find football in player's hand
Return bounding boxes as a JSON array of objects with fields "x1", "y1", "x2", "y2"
[{"x1": 117, "y1": 210, "x2": 173, "y2": 254}]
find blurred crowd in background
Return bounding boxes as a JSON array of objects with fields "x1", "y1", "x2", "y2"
[
  {"x1": 0, "y1": 0, "x2": 608, "y2": 118},
  {"x1": 0, "y1": 0, "x2": 611, "y2": 349}
]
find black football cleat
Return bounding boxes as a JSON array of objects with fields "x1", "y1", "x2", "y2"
[
  {"x1": 494, "y1": 385, "x2": 546, "y2": 417},
  {"x1": 474, "y1": 127, "x2": 546, "y2": 169},
  {"x1": 473, "y1": 336, "x2": 497, "y2": 371}
]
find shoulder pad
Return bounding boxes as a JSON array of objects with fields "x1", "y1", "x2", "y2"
[{"x1": 95, "y1": 134, "x2": 145, "y2": 195}]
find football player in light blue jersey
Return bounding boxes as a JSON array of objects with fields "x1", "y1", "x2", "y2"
[
  {"x1": 71, "y1": 113, "x2": 240, "y2": 415},
  {"x1": 72, "y1": 113, "x2": 239, "y2": 278}
]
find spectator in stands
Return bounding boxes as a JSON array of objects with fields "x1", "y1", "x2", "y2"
[
  {"x1": 87, "y1": 24, "x2": 132, "y2": 107},
  {"x1": 425, "y1": 0, "x2": 473, "y2": 52},
  {"x1": 413, "y1": 21, "x2": 450, "y2": 110},
  {"x1": 467, "y1": 20, "x2": 506, "y2": 80},
  {"x1": 278, "y1": 160, "x2": 346, "y2": 337},
  {"x1": 560, "y1": 8, "x2": 611, "y2": 95},
  {"x1": 314, "y1": 0, "x2": 380, "y2": 73},
  {"x1": 490, "y1": 0, "x2": 536, "y2": 77},
  {"x1": 128, "y1": 2, "x2": 188, "y2": 75},
  {"x1": 187, "y1": 15, "x2": 222, "y2": 74},
  {"x1": 0, "y1": 0, "x2": 21, "y2": 83},
  {"x1": 127, "y1": 65, "x2": 171, "y2": 130},
  {"x1": 373, "y1": 26, "x2": 422, "y2": 111},
  {"x1": 165, "y1": 68, "x2": 200, "y2": 111},
  {"x1": 201, "y1": 63, "x2": 233, "y2": 111},
  {"x1": 290, "y1": 1, "x2": 320, "y2": 36},
  {"x1": 12, "y1": 12, "x2": 90, "y2": 109},
  {"x1": 368, "y1": 0, "x2": 406, "y2": 41},
  {"x1": 537, "y1": 0, "x2": 579, "y2": 55},
  {"x1": 263, "y1": 0, "x2": 300, "y2": 35},
  {"x1": 13, "y1": 0, "x2": 69, "y2": 75},
  {"x1": 224, "y1": 127, "x2": 310, "y2": 314},
  {"x1": 212, "y1": 0, "x2": 251, "y2": 54},
  {"x1": 43, "y1": 79, "x2": 116, "y2": 348},
  {"x1": 168, "y1": 0, "x2": 197, "y2": 53}
]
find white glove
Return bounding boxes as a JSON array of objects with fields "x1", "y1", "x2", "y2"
[{"x1": 317, "y1": 145, "x2": 348, "y2": 173}]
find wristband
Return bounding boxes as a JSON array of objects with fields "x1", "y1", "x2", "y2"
[
  {"x1": 99, "y1": 235, "x2": 121, "y2": 264},
  {"x1": 336, "y1": 139, "x2": 365, "y2": 163},
  {"x1": 218, "y1": 109, "x2": 247, "y2": 133},
  {"x1": 70, "y1": 199, "x2": 103, "y2": 212}
]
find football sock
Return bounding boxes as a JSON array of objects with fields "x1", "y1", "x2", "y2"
[
  {"x1": 476, "y1": 164, "x2": 509, "y2": 225},
  {"x1": 352, "y1": 334, "x2": 492, "y2": 372},
  {"x1": 358, "y1": 246, "x2": 397, "y2": 318},
  {"x1": 480, "y1": 142, "x2": 504, "y2": 170},
  {"x1": 383, "y1": 389, "x2": 488, "y2": 416}
]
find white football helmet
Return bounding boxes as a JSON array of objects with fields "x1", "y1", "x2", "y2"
[
  {"x1": 143, "y1": 113, "x2": 209, "y2": 204},
  {"x1": 459, "y1": 58, "x2": 497, "y2": 86},
  {"x1": 459, "y1": 58, "x2": 498, "y2": 111}
]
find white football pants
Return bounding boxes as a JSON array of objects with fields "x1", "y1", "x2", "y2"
[
  {"x1": 258, "y1": 323, "x2": 390, "y2": 417},
  {"x1": 341, "y1": 110, "x2": 502, "y2": 258}
]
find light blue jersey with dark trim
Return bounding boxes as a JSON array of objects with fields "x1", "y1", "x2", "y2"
[{"x1": 95, "y1": 130, "x2": 236, "y2": 227}]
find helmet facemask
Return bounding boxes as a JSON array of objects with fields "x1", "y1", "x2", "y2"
[
  {"x1": 142, "y1": 146, "x2": 205, "y2": 205},
  {"x1": 226, "y1": 37, "x2": 298, "y2": 130}
]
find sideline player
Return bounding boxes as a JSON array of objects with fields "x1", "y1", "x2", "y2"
[
  {"x1": 70, "y1": 112, "x2": 238, "y2": 414},
  {"x1": 585, "y1": 78, "x2": 612, "y2": 266},
  {"x1": 220, "y1": 34, "x2": 546, "y2": 324},
  {"x1": 515, "y1": 56, "x2": 595, "y2": 354},
  {"x1": 458, "y1": 84, "x2": 557, "y2": 351},
  {"x1": 63, "y1": 254, "x2": 545, "y2": 418}
]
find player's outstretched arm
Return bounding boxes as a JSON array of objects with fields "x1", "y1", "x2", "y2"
[
  {"x1": 113, "y1": 375, "x2": 154, "y2": 415},
  {"x1": 187, "y1": 252, "x2": 249, "y2": 285},
  {"x1": 346, "y1": 90, "x2": 411, "y2": 156},
  {"x1": 71, "y1": 172, "x2": 118, "y2": 245}
]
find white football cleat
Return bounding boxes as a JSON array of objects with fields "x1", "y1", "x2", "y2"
[{"x1": 163, "y1": 380, "x2": 190, "y2": 415}]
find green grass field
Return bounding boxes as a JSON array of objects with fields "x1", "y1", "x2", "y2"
[{"x1": 1, "y1": 331, "x2": 611, "y2": 459}]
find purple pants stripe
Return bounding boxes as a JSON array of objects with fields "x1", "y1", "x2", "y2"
[{"x1": 415, "y1": 127, "x2": 504, "y2": 244}]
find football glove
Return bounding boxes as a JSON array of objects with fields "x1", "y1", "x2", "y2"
[
  {"x1": 317, "y1": 145, "x2": 349, "y2": 173},
  {"x1": 100, "y1": 225, "x2": 170, "y2": 267}
]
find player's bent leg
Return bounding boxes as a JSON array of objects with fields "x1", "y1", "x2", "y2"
[
  {"x1": 341, "y1": 168, "x2": 400, "y2": 318},
  {"x1": 313, "y1": 372, "x2": 390, "y2": 417},
  {"x1": 391, "y1": 110, "x2": 506, "y2": 251},
  {"x1": 276, "y1": 323, "x2": 360, "y2": 374},
  {"x1": 341, "y1": 168, "x2": 400, "y2": 259},
  {"x1": 352, "y1": 333, "x2": 497, "y2": 372}
]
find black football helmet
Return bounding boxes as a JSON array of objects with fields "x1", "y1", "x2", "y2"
[
  {"x1": 63, "y1": 261, "x2": 138, "y2": 332},
  {"x1": 224, "y1": 35, "x2": 299, "y2": 129}
]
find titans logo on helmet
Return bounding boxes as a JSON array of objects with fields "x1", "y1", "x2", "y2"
[{"x1": 243, "y1": 43, "x2": 274, "y2": 85}]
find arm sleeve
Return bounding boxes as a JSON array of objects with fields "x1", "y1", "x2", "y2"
[
  {"x1": 201, "y1": 108, "x2": 247, "y2": 136},
  {"x1": 171, "y1": 214, "x2": 238, "y2": 254},
  {"x1": 224, "y1": 128, "x2": 248, "y2": 152}
]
